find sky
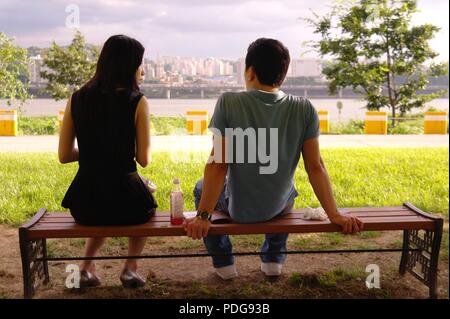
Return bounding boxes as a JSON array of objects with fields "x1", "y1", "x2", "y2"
[{"x1": 0, "y1": 0, "x2": 448, "y2": 61}]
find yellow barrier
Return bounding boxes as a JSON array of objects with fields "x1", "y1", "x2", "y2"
[
  {"x1": 424, "y1": 111, "x2": 448, "y2": 135},
  {"x1": 364, "y1": 111, "x2": 387, "y2": 135},
  {"x1": 0, "y1": 110, "x2": 18, "y2": 136},
  {"x1": 58, "y1": 111, "x2": 65, "y2": 130},
  {"x1": 318, "y1": 110, "x2": 330, "y2": 134},
  {"x1": 186, "y1": 111, "x2": 208, "y2": 135}
]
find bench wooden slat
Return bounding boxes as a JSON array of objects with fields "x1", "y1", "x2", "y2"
[
  {"x1": 339, "y1": 207, "x2": 410, "y2": 212},
  {"x1": 32, "y1": 216, "x2": 426, "y2": 231},
  {"x1": 23, "y1": 204, "x2": 440, "y2": 240},
  {"x1": 33, "y1": 220, "x2": 169, "y2": 229},
  {"x1": 26, "y1": 219, "x2": 435, "y2": 239},
  {"x1": 39, "y1": 209, "x2": 417, "y2": 222},
  {"x1": 37, "y1": 207, "x2": 412, "y2": 219},
  {"x1": 37, "y1": 211, "x2": 417, "y2": 225},
  {"x1": 36, "y1": 211, "x2": 423, "y2": 223},
  {"x1": 281, "y1": 212, "x2": 417, "y2": 218},
  {"x1": 39, "y1": 216, "x2": 169, "y2": 223},
  {"x1": 25, "y1": 214, "x2": 436, "y2": 240}
]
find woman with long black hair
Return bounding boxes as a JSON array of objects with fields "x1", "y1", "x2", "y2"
[{"x1": 58, "y1": 35, "x2": 157, "y2": 289}]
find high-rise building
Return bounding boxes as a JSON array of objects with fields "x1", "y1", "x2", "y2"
[
  {"x1": 155, "y1": 63, "x2": 166, "y2": 79},
  {"x1": 224, "y1": 62, "x2": 234, "y2": 76},
  {"x1": 143, "y1": 62, "x2": 156, "y2": 79},
  {"x1": 182, "y1": 61, "x2": 196, "y2": 76},
  {"x1": 196, "y1": 63, "x2": 205, "y2": 77},
  {"x1": 236, "y1": 58, "x2": 246, "y2": 86},
  {"x1": 214, "y1": 59, "x2": 224, "y2": 76},
  {"x1": 204, "y1": 58, "x2": 215, "y2": 77},
  {"x1": 287, "y1": 59, "x2": 322, "y2": 78},
  {"x1": 28, "y1": 55, "x2": 47, "y2": 84},
  {"x1": 142, "y1": 56, "x2": 245, "y2": 81}
]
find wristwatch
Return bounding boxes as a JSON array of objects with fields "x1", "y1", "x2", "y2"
[{"x1": 196, "y1": 210, "x2": 212, "y2": 221}]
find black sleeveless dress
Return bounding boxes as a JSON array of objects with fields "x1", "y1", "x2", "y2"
[{"x1": 62, "y1": 87, "x2": 157, "y2": 226}]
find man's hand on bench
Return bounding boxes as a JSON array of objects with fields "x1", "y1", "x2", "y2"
[
  {"x1": 329, "y1": 214, "x2": 364, "y2": 234},
  {"x1": 184, "y1": 217, "x2": 211, "y2": 239}
]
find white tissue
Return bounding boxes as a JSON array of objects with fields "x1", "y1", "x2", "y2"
[
  {"x1": 302, "y1": 207, "x2": 328, "y2": 221},
  {"x1": 183, "y1": 211, "x2": 197, "y2": 219}
]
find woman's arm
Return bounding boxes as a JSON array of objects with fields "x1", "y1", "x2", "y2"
[
  {"x1": 135, "y1": 96, "x2": 151, "y2": 168},
  {"x1": 58, "y1": 96, "x2": 79, "y2": 164}
]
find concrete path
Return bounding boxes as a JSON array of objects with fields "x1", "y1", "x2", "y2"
[{"x1": 0, "y1": 135, "x2": 448, "y2": 153}]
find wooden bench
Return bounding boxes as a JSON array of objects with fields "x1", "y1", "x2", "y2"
[{"x1": 19, "y1": 202, "x2": 443, "y2": 299}]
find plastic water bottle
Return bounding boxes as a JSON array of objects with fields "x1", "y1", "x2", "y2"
[{"x1": 170, "y1": 178, "x2": 184, "y2": 225}]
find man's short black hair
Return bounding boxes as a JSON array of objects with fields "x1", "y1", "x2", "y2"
[{"x1": 245, "y1": 38, "x2": 290, "y2": 87}]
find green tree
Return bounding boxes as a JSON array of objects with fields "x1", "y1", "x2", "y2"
[
  {"x1": 41, "y1": 31, "x2": 98, "y2": 100},
  {"x1": 0, "y1": 32, "x2": 30, "y2": 106},
  {"x1": 306, "y1": 0, "x2": 448, "y2": 125}
]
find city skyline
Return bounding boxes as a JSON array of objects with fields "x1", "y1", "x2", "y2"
[
  {"x1": 27, "y1": 51, "x2": 325, "y2": 86},
  {"x1": 1, "y1": 0, "x2": 448, "y2": 61}
]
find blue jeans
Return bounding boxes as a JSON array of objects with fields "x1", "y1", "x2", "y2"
[{"x1": 193, "y1": 178, "x2": 291, "y2": 268}]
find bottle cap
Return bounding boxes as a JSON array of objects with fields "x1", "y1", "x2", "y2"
[{"x1": 173, "y1": 178, "x2": 180, "y2": 184}]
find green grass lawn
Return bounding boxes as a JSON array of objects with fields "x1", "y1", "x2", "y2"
[{"x1": 0, "y1": 148, "x2": 448, "y2": 225}]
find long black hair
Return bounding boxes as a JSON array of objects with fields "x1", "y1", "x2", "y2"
[{"x1": 84, "y1": 35, "x2": 145, "y2": 92}]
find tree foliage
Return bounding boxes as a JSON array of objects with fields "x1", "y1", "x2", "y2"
[
  {"x1": 0, "y1": 32, "x2": 30, "y2": 106},
  {"x1": 305, "y1": 0, "x2": 448, "y2": 124},
  {"x1": 41, "y1": 31, "x2": 98, "y2": 100}
]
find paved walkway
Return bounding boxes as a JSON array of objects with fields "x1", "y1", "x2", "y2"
[{"x1": 0, "y1": 135, "x2": 448, "y2": 153}]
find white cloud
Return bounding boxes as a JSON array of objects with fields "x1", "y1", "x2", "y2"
[{"x1": 0, "y1": 0, "x2": 447, "y2": 60}]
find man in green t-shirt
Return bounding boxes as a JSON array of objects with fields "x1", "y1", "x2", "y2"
[{"x1": 185, "y1": 38, "x2": 363, "y2": 280}]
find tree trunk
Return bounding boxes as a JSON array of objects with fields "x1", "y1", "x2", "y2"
[
  {"x1": 386, "y1": 44, "x2": 397, "y2": 127},
  {"x1": 392, "y1": 105, "x2": 396, "y2": 127}
]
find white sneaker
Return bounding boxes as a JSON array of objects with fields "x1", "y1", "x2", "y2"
[
  {"x1": 215, "y1": 264, "x2": 238, "y2": 280},
  {"x1": 260, "y1": 262, "x2": 283, "y2": 276}
]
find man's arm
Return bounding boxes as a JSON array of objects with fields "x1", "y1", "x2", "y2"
[
  {"x1": 185, "y1": 137, "x2": 228, "y2": 239},
  {"x1": 197, "y1": 158, "x2": 228, "y2": 214},
  {"x1": 302, "y1": 137, "x2": 363, "y2": 234}
]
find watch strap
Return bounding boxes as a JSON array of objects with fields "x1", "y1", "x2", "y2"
[{"x1": 196, "y1": 210, "x2": 212, "y2": 221}]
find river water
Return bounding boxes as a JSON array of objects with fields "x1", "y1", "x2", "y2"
[{"x1": 1, "y1": 98, "x2": 448, "y2": 122}]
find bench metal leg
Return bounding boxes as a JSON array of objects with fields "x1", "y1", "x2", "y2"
[
  {"x1": 19, "y1": 230, "x2": 49, "y2": 299},
  {"x1": 399, "y1": 230, "x2": 410, "y2": 276},
  {"x1": 42, "y1": 239, "x2": 50, "y2": 284},
  {"x1": 399, "y1": 223, "x2": 443, "y2": 299}
]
